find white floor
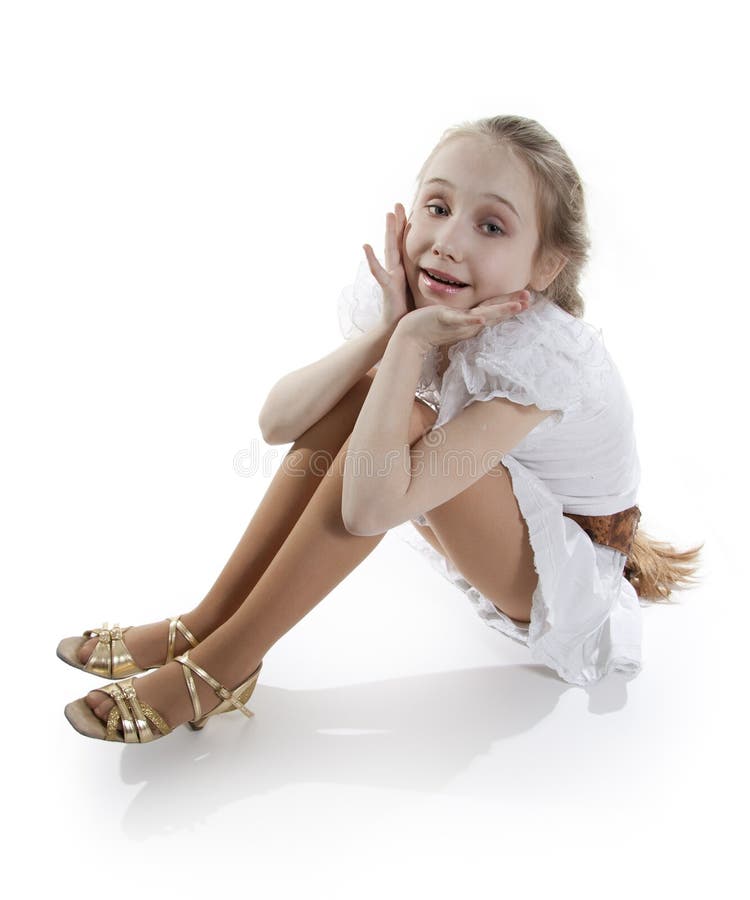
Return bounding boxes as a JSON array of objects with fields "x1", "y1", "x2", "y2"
[
  {"x1": 14, "y1": 511, "x2": 741, "y2": 900},
  {"x1": 5, "y1": 2, "x2": 747, "y2": 896}
]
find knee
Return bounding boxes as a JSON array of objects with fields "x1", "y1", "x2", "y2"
[{"x1": 409, "y1": 399, "x2": 438, "y2": 444}]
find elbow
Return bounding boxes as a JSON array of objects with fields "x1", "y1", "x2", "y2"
[
  {"x1": 258, "y1": 410, "x2": 290, "y2": 446},
  {"x1": 258, "y1": 407, "x2": 275, "y2": 444},
  {"x1": 259, "y1": 424, "x2": 281, "y2": 446},
  {"x1": 344, "y1": 519, "x2": 382, "y2": 537},
  {"x1": 341, "y1": 500, "x2": 383, "y2": 537},
  {"x1": 260, "y1": 424, "x2": 284, "y2": 446},
  {"x1": 342, "y1": 510, "x2": 369, "y2": 537},
  {"x1": 341, "y1": 477, "x2": 392, "y2": 535},
  {"x1": 341, "y1": 485, "x2": 366, "y2": 535}
]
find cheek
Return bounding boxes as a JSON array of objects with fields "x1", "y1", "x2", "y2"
[
  {"x1": 403, "y1": 223, "x2": 415, "y2": 258},
  {"x1": 405, "y1": 263, "x2": 420, "y2": 298}
]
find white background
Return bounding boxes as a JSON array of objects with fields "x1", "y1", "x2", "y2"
[{"x1": 2, "y1": 1, "x2": 746, "y2": 897}]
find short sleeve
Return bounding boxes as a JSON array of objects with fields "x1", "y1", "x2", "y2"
[
  {"x1": 435, "y1": 297, "x2": 613, "y2": 430},
  {"x1": 337, "y1": 260, "x2": 384, "y2": 340}
]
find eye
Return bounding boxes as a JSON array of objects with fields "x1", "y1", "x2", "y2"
[
  {"x1": 483, "y1": 222, "x2": 506, "y2": 236},
  {"x1": 424, "y1": 203, "x2": 506, "y2": 237}
]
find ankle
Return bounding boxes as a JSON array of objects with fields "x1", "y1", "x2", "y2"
[
  {"x1": 177, "y1": 607, "x2": 225, "y2": 645},
  {"x1": 183, "y1": 593, "x2": 246, "y2": 637}
]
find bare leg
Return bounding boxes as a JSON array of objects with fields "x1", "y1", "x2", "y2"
[
  {"x1": 411, "y1": 521, "x2": 449, "y2": 558},
  {"x1": 77, "y1": 373, "x2": 378, "y2": 668},
  {"x1": 85, "y1": 400, "x2": 438, "y2": 729}
]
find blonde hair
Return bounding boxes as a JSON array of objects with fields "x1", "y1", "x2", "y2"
[
  {"x1": 412, "y1": 114, "x2": 704, "y2": 603},
  {"x1": 411, "y1": 113, "x2": 589, "y2": 316}
]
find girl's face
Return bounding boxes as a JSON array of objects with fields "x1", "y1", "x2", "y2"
[{"x1": 403, "y1": 135, "x2": 555, "y2": 312}]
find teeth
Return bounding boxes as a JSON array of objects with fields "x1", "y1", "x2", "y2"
[{"x1": 427, "y1": 270, "x2": 464, "y2": 286}]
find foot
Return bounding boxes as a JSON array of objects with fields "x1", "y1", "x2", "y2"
[
  {"x1": 84, "y1": 645, "x2": 263, "y2": 734},
  {"x1": 77, "y1": 614, "x2": 204, "y2": 671}
]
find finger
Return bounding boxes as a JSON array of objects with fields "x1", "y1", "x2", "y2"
[
  {"x1": 384, "y1": 212, "x2": 398, "y2": 271},
  {"x1": 395, "y1": 202, "x2": 406, "y2": 231},
  {"x1": 393, "y1": 206, "x2": 407, "y2": 267},
  {"x1": 393, "y1": 206, "x2": 402, "y2": 242},
  {"x1": 478, "y1": 303, "x2": 521, "y2": 322},
  {"x1": 483, "y1": 289, "x2": 531, "y2": 306},
  {"x1": 472, "y1": 294, "x2": 529, "y2": 316},
  {"x1": 363, "y1": 243, "x2": 387, "y2": 282},
  {"x1": 441, "y1": 308, "x2": 482, "y2": 326},
  {"x1": 474, "y1": 294, "x2": 523, "y2": 310},
  {"x1": 397, "y1": 206, "x2": 407, "y2": 257}
]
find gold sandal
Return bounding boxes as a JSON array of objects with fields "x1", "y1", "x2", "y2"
[
  {"x1": 56, "y1": 616, "x2": 200, "y2": 679},
  {"x1": 63, "y1": 651, "x2": 263, "y2": 743}
]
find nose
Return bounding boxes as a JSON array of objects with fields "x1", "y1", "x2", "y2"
[{"x1": 430, "y1": 220, "x2": 463, "y2": 263}]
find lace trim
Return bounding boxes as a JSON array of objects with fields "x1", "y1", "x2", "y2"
[
  {"x1": 435, "y1": 295, "x2": 613, "y2": 429},
  {"x1": 337, "y1": 260, "x2": 384, "y2": 340},
  {"x1": 336, "y1": 264, "x2": 612, "y2": 429}
]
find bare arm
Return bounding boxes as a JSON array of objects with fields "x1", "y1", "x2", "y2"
[
  {"x1": 342, "y1": 324, "x2": 552, "y2": 536},
  {"x1": 258, "y1": 321, "x2": 398, "y2": 445}
]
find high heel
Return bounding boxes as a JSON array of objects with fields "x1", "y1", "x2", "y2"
[
  {"x1": 56, "y1": 616, "x2": 200, "y2": 679},
  {"x1": 63, "y1": 651, "x2": 263, "y2": 743},
  {"x1": 177, "y1": 652, "x2": 262, "y2": 731}
]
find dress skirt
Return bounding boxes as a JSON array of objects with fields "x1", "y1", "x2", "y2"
[{"x1": 392, "y1": 452, "x2": 643, "y2": 687}]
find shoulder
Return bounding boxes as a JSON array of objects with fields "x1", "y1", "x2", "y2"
[{"x1": 485, "y1": 292, "x2": 607, "y2": 356}]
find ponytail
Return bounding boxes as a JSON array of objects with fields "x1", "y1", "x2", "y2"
[{"x1": 625, "y1": 528, "x2": 704, "y2": 601}]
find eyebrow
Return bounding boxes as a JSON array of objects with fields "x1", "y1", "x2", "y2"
[{"x1": 423, "y1": 177, "x2": 522, "y2": 223}]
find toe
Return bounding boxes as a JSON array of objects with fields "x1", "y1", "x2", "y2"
[
  {"x1": 84, "y1": 691, "x2": 98, "y2": 710},
  {"x1": 78, "y1": 637, "x2": 97, "y2": 666},
  {"x1": 94, "y1": 700, "x2": 114, "y2": 723},
  {"x1": 85, "y1": 690, "x2": 113, "y2": 722}
]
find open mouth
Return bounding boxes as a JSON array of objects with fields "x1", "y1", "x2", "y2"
[{"x1": 420, "y1": 268, "x2": 469, "y2": 293}]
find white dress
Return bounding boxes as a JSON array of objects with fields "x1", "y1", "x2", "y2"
[{"x1": 337, "y1": 261, "x2": 644, "y2": 686}]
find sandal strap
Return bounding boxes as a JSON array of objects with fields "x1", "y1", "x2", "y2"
[
  {"x1": 82, "y1": 623, "x2": 139, "y2": 679},
  {"x1": 166, "y1": 616, "x2": 199, "y2": 662},
  {"x1": 180, "y1": 660, "x2": 203, "y2": 722},
  {"x1": 80, "y1": 615, "x2": 200, "y2": 678},
  {"x1": 100, "y1": 679, "x2": 172, "y2": 743},
  {"x1": 175, "y1": 651, "x2": 255, "y2": 720}
]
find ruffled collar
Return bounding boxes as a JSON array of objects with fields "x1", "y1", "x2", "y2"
[{"x1": 415, "y1": 290, "x2": 550, "y2": 408}]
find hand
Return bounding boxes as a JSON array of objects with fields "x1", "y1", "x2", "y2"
[
  {"x1": 362, "y1": 202, "x2": 415, "y2": 329},
  {"x1": 395, "y1": 289, "x2": 531, "y2": 351}
]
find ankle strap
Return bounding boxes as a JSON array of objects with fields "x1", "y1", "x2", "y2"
[
  {"x1": 175, "y1": 651, "x2": 244, "y2": 721},
  {"x1": 166, "y1": 616, "x2": 199, "y2": 662}
]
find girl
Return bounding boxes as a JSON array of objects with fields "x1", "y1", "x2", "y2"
[{"x1": 61, "y1": 114, "x2": 703, "y2": 743}]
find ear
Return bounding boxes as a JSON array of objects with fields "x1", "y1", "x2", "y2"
[{"x1": 530, "y1": 250, "x2": 568, "y2": 292}]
